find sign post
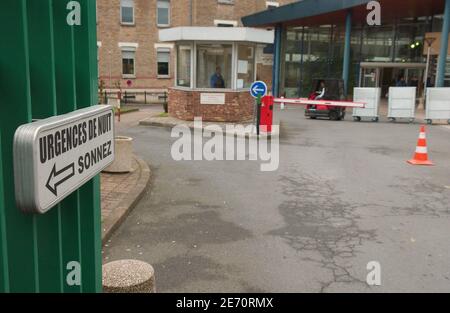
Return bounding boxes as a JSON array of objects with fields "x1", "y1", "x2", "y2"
[
  {"x1": 13, "y1": 105, "x2": 115, "y2": 214},
  {"x1": 250, "y1": 81, "x2": 268, "y2": 136},
  {"x1": 256, "y1": 95, "x2": 262, "y2": 136}
]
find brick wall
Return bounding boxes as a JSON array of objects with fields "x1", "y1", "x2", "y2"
[
  {"x1": 97, "y1": 0, "x2": 190, "y2": 89},
  {"x1": 97, "y1": 0, "x2": 297, "y2": 90},
  {"x1": 168, "y1": 88, "x2": 255, "y2": 122},
  {"x1": 193, "y1": 0, "x2": 295, "y2": 26}
]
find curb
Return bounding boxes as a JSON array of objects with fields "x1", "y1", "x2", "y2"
[
  {"x1": 102, "y1": 155, "x2": 151, "y2": 244},
  {"x1": 114, "y1": 108, "x2": 139, "y2": 116},
  {"x1": 139, "y1": 118, "x2": 281, "y2": 139}
]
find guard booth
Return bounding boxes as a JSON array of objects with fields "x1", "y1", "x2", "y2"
[
  {"x1": 0, "y1": 1, "x2": 102, "y2": 292},
  {"x1": 159, "y1": 27, "x2": 274, "y2": 122}
]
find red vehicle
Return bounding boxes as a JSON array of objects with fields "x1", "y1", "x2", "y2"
[{"x1": 305, "y1": 79, "x2": 347, "y2": 121}]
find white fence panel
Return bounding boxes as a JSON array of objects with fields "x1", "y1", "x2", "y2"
[
  {"x1": 388, "y1": 87, "x2": 416, "y2": 121},
  {"x1": 353, "y1": 88, "x2": 381, "y2": 122},
  {"x1": 425, "y1": 88, "x2": 450, "y2": 124}
]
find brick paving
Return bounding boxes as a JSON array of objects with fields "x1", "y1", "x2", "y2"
[
  {"x1": 100, "y1": 158, "x2": 141, "y2": 223},
  {"x1": 98, "y1": 109, "x2": 154, "y2": 243},
  {"x1": 100, "y1": 155, "x2": 151, "y2": 244}
]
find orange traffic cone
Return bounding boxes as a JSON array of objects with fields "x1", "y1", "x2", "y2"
[{"x1": 407, "y1": 125, "x2": 434, "y2": 166}]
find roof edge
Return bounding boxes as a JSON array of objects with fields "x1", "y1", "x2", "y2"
[{"x1": 242, "y1": 0, "x2": 371, "y2": 27}]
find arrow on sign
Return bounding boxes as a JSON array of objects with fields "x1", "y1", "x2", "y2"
[
  {"x1": 46, "y1": 163, "x2": 75, "y2": 197},
  {"x1": 252, "y1": 86, "x2": 265, "y2": 94}
]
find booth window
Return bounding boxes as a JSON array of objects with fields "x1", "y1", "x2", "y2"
[
  {"x1": 157, "y1": 48, "x2": 170, "y2": 77},
  {"x1": 121, "y1": 0, "x2": 135, "y2": 25},
  {"x1": 122, "y1": 50, "x2": 135, "y2": 77},
  {"x1": 237, "y1": 44, "x2": 255, "y2": 88},
  {"x1": 157, "y1": 0, "x2": 170, "y2": 27},
  {"x1": 196, "y1": 43, "x2": 232, "y2": 88},
  {"x1": 177, "y1": 45, "x2": 191, "y2": 87}
]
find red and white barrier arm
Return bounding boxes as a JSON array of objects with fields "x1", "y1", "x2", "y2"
[{"x1": 273, "y1": 97, "x2": 365, "y2": 108}]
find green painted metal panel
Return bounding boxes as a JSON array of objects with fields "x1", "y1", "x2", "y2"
[
  {"x1": 0, "y1": 0, "x2": 101, "y2": 292},
  {"x1": 52, "y1": 0, "x2": 83, "y2": 293},
  {"x1": 73, "y1": 0, "x2": 102, "y2": 293},
  {"x1": 0, "y1": 134, "x2": 8, "y2": 293},
  {"x1": 0, "y1": 0, "x2": 39, "y2": 293},
  {"x1": 27, "y1": 0, "x2": 64, "y2": 293}
]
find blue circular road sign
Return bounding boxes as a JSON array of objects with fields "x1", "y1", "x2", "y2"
[{"x1": 250, "y1": 81, "x2": 268, "y2": 98}]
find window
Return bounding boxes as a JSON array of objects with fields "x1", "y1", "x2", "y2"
[
  {"x1": 362, "y1": 25, "x2": 394, "y2": 62},
  {"x1": 196, "y1": 43, "x2": 232, "y2": 88},
  {"x1": 177, "y1": 45, "x2": 191, "y2": 87},
  {"x1": 121, "y1": 0, "x2": 134, "y2": 25},
  {"x1": 122, "y1": 49, "x2": 135, "y2": 77},
  {"x1": 237, "y1": 45, "x2": 255, "y2": 89},
  {"x1": 157, "y1": 48, "x2": 170, "y2": 77},
  {"x1": 394, "y1": 22, "x2": 428, "y2": 63},
  {"x1": 157, "y1": 0, "x2": 170, "y2": 27}
]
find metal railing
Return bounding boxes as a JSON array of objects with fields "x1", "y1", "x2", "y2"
[{"x1": 100, "y1": 90, "x2": 167, "y2": 104}]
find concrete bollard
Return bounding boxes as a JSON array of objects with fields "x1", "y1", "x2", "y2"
[
  {"x1": 102, "y1": 259, "x2": 156, "y2": 293},
  {"x1": 103, "y1": 136, "x2": 134, "y2": 173}
]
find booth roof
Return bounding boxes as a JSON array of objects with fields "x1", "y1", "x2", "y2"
[{"x1": 158, "y1": 27, "x2": 274, "y2": 44}]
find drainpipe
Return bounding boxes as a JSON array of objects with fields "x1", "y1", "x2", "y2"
[{"x1": 436, "y1": 0, "x2": 450, "y2": 87}]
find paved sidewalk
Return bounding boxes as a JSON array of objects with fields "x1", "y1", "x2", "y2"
[
  {"x1": 100, "y1": 156, "x2": 151, "y2": 244},
  {"x1": 114, "y1": 106, "x2": 163, "y2": 130},
  {"x1": 99, "y1": 106, "x2": 159, "y2": 245}
]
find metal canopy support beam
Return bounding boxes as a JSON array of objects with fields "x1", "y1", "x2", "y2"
[
  {"x1": 437, "y1": 0, "x2": 450, "y2": 87},
  {"x1": 272, "y1": 24, "x2": 283, "y2": 97},
  {"x1": 343, "y1": 10, "x2": 352, "y2": 96}
]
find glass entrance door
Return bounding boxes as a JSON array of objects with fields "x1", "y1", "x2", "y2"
[{"x1": 361, "y1": 68, "x2": 380, "y2": 87}]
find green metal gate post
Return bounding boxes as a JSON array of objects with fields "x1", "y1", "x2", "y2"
[
  {"x1": 0, "y1": 0, "x2": 101, "y2": 293},
  {"x1": 75, "y1": 0, "x2": 103, "y2": 292},
  {"x1": 0, "y1": 133, "x2": 8, "y2": 293}
]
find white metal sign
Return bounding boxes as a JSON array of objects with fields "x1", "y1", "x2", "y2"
[
  {"x1": 200, "y1": 93, "x2": 225, "y2": 105},
  {"x1": 14, "y1": 105, "x2": 115, "y2": 214}
]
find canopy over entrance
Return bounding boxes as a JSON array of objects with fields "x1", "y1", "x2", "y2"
[{"x1": 242, "y1": 0, "x2": 446, "y2": 28}]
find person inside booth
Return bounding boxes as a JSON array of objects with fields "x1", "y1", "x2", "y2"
[{"x1": 210, "y1": 66, "x2": 225, "y2": 88}]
